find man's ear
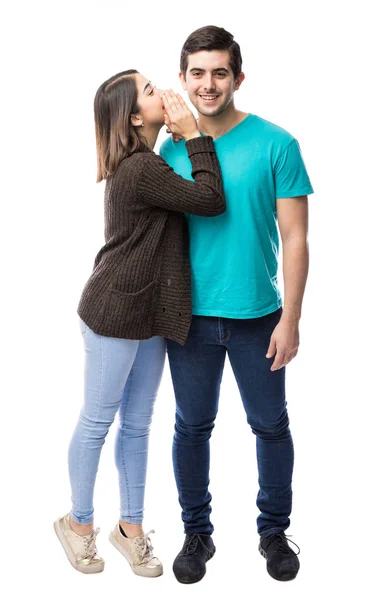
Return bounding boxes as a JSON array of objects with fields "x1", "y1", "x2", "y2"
[
  {"x1": 179, "y1": 72, "x2": 187, "y2": 91},
  {"x1": 234, "y1": 72, "x2": 245, "y2": 91},
  {"x1": 131, "y1": 113, "x2": 143, "y2": 127}
]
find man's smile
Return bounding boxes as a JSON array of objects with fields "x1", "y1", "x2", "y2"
[{"x1": 198, "y1": 94, "x2": 220, "y2": 103}]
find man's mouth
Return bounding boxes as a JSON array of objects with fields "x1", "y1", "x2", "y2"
[{"x1": 199, "y1": 94, "x2": 219, "y2": 103}]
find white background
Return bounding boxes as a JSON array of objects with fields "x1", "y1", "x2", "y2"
[{"x1": 2, "y1": 0, "x2": 384, "y2": 598}]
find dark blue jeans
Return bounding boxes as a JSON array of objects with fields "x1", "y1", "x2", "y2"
[{"x1": 167, "y1": 309, "x2": 294, "y2": 537}]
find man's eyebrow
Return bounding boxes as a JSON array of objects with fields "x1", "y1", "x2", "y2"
[
  {"x1": 189, "y1": 67, "x2": 230, "y2": 73},
  {"x1": 143, "y1": 81, "x2": 151, "y2": 94}
]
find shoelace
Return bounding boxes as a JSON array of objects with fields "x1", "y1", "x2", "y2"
[
  {"x1": 134, "y1": 530, "x2": 156, "y2": 565},
  {"x1": 77, "y1": 527, "x2": 100, "y2": 564},
  {"x1": 265, "y1": 532, "x2": 300, "y2": 556},
  {"x1": 183, "y1": 533, "x2": 212, "y2": 555}
]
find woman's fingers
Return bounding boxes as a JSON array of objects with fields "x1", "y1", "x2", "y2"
[
  {"x1": 167, "y1": 93, "x2": 179, "y2": 114},
  {"x1": 163, "y1": 95, "x2": 176, "y2": 130},
  {"x1": 162, "y1": 92, "x2": 172, "y2": 113},
  {"x1": 164, "y1": 90, "x2": 183, "y2": 114},
  {"x1": 176, "y1": 93, "x2": 187, "y2": 107},
  {"x1": 162, "y1": 89, "x2": 195, "y2": 138}
]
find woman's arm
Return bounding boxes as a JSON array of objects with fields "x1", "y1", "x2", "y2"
[{"x1": 135, "y1": 136, "x2": 225, "y2": 216}]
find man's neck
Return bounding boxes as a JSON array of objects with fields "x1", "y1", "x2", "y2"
[{"x1": 197, "y1": 106, "x2": 249, "y2": 140}]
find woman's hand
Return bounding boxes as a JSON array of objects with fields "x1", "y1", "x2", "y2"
[
  {"x1": 166, "y1": 127, "x2": 183, "y2": 143},
  {"x1": 162, "y1": 90, "x2": 200, "y2": 141}
]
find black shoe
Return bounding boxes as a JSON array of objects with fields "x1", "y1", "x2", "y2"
[
  {"x1": 259, "y1": 531, "x2": 300, "y2": 581},
  {"x1": 173, "y1": 533, "x2": 215, "y2": 584}
]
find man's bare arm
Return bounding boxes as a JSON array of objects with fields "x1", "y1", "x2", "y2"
[{"x1": 266, "y1": 195, "x2": 309, "y2": 371}]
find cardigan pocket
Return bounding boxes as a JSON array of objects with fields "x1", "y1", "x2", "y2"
[{"x1": 104, "y1": 279, "x2": 158, "y2": 338}]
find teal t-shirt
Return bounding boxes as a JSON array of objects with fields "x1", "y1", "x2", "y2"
[{"x1": 160, "y1": 114, "x2": 314, "y2": 318}]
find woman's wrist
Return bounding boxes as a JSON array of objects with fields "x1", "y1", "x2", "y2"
[{"x1": 184, "y1": 131, "x2": 201, "y2": 141}]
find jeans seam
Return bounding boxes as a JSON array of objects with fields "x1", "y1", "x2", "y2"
[
  {"x1": 174, "y1": 433, "x2": 182, "y2": 504},
  {"x1": 119, "y1": 342, "x2": 140, "y2": 522},
  {"x1": 216, "y1": 317, "x2": 223, "y2": 343},
  {"x1": 119, "y1": 403, "x2": 131, "y2": 520},
  {"x1": 75, "y1": 331, "x2": 105, "y2": 521}
]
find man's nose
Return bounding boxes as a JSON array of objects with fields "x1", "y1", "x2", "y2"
[{"x1": 203, "y1": 75, "x2": 215, "y2": 91}]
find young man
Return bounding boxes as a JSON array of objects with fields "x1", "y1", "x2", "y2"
[{"x1": 160, "y1": 25, "x2": 313, "y2": 584}]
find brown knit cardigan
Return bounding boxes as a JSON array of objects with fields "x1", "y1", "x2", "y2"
[{"x1": 77, "y1": 136, "x2": 225, "y2": 345}]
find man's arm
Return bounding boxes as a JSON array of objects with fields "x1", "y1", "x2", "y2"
[{"x1": 266, "y1": 195, "x2": 309, "y2": 371}]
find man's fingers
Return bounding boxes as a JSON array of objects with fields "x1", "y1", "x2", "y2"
[
  {"x1": 286, "y1": 349, "x2": 298, "y2": 366},
  {"x1": 271, "y1": 349, "x2": 285, "y2": 371},
  {"x1": 266, "y1": 338, "x2": 276, "y2": 359},
  {"x1": 271, "y1": 345, "x2": 298, "y2": 370}
]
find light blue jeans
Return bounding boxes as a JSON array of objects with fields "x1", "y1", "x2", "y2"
[{"x1": 68, "y1": 319, "x2": 166, "y2": 525}]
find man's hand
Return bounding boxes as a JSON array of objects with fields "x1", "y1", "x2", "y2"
[{"x1": 266, "y1": 314, "x2": 300, "y2": 371}]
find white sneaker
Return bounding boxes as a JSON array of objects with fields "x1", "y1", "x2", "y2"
[
  {"x1": 54, "y1": 513, "x2": 105, "y2": 574},
  {"x1": 109, "y1": 524, "x2": 163, "y2": 577}
]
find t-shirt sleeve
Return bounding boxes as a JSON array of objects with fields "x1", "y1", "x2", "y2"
[{"x1": 274, "y1": 138, "x2": 314, "y2": 198}]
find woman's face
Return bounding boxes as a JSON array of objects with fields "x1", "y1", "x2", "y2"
[{"x1": 134, "y1": 73, "x2": 165, "y2": 126}]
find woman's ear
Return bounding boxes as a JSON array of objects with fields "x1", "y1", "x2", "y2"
[{"x1": 131, "y1": 113, "x2": 144, "y2": 127}]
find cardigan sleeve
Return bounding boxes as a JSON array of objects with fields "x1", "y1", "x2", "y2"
[{"x1": 135, "y1": 136, "x2": 225, "y2": 216}]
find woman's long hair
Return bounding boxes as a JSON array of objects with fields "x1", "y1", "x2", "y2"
[{"x1": 94, "y1": 70, "x2": 148, "y2": 182}]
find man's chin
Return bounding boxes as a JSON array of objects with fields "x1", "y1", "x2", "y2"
[{"x1": 196, "y1": 105, "x2": 225, "y2": 118}]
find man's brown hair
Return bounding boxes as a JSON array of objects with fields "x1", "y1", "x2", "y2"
[{"x1": 180, "y1": 26, "x2": 242, "y2": 79}]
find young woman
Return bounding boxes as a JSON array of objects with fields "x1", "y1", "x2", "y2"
[{"x1": 54, "y1": 70, "x2": 225, "y2": 577}]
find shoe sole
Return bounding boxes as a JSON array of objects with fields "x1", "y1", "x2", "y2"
[
  {"x1": 173, "y1": 546, "x2": 216, "y2": 584},
  {"x1": 53, "y1": 520, "x2": 104, "y2": 574},
  {"x1": 258, "y1": 545, "x2": 299, "y2": 582},
  {"x1": 108, "y1": 532, "x2": 163, "y2": 577}
]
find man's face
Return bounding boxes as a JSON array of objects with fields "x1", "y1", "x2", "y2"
[{"x1": 180, "y1": 50, "x2": 244, "y2": 118}]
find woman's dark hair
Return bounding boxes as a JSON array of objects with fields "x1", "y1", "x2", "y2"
[
  {"x1": 94, "y1": 69, "x2": 148, "y2": 182},
  {"x1": 180, "y1": 26, "x2": 242, "y2": 79}
]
